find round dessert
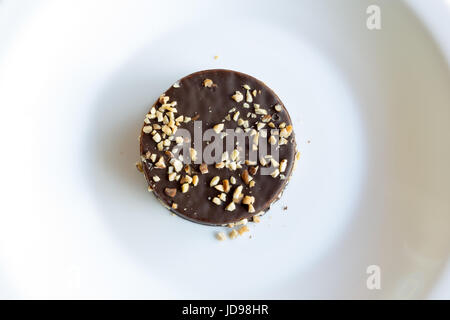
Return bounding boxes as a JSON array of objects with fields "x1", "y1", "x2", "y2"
[{"x1": 139, "y1": 69, "x2": 299, "y2": 226}]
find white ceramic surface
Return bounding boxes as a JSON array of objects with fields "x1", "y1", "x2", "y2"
[{"x1": 0, "y1": 0, "x2": 449, "y2": 299}]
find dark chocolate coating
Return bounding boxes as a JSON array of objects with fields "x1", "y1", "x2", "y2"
[{"x1": 140, "y1": 69, "x2": 296, "y2": 225}]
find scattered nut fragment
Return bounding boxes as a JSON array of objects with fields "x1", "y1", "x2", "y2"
[
  {"x1": 238, "y1": 225, "x2": 250, "y2": 235},
  {"x1": 242, "y1": 195, "x2": 255, "y2": 205},
  {"x1": 181, "y1": 183, "x2": 189, "y2": 193},
  {"x1": 253, "y1": 216, "x2": 260, "y2": 223},
  {"x1": 219, "y1": 193, "x2": 227, "y2": 202},
  {"x1": 142, "y1": 126, "x2": 152, "y2": 134},
  {"x1": 231, "y1": 91, "x2": 244, "y2": 102},
  {"x1": 241, "y1": 170, "x2": 250, "y2": 185},
  {"x1": 216, "y1": 232, "x2": 226, "y2": 241},
  {"x1": 135, "y1": 161, "x2": 143, "y2": 172},
  {"x1": 252, "y1": 89, "x2": 257, "y2": 97},
  {"x1": 155, "y1": 156, "x2": 166, "y2": 169},
  {"x1": 223, "y1": 179, "x2": 230, "y2": 193},
  {"x1": 173, "y1": 82, "x2": 180, "y2": 88},
  {"x1": 249, "y1": 180, "x2": 256, "y2": 188},
  {"x1": 229, "y1": 229, "x2": 238, "y2": 239},
  {"x1": 199, "y1": 163, "x2": 209, "y2": 174},
  {"x1": 230, "y1": 176, "x2": 236, "y2": 184},
  {"x1": 147, "y1": 186, "x2": 153, "y2": 192},
  {"x1": 171, "y1": 159, "x2": 183, "y2": 172},
  {"x1": 225, "y1": 201, "x2": 236, "y2": 211},
  {"x1": 233, "y1": 185, "x2": 243, "y2": 201},
  {"x1": 152, "y1": 132, "x2": 162, "y2": 143},
  {"x1": 274, "y1": 104, "x2": 282, "y2": 112},
  {"x1": 164, "y1": 187, "x2": 177, "y2": 197},
  {"x1": 212, "y1": 197, "x2": 222, "y2": 205},
  {"x1": 246, "y1": 90, "x2": 253, "y2": 103},
  {"x1": 153, "y1": 176, "x2": 160, "y2": 182},
  {"x1": 242, "y1": 84, "x2": 251, "y2": 90},
  {"x1": 168, "y1": 172, "x2": 176, "y2": 181},
  {"x1": 203, "y1": 78, "x2": 214, "y2": 87},
  {"x1": 233, "y1": 111, "x2": 240, "y2": 122},
  {"x1": 210, "y1": 176, "x2": 220, "y2": 187},
  {"x1": 213, "y1": 123, "x2": 224, "y2": 133},
  {"x1": 271, "y1": 168, "x2": 280, "y2": 178},
  {"x1": 192, "y1": 175, "x2": 199, "y2": 186},
  {"x1": 189, "y1": 148, "x2": 197, "y2": 162},
  {"x1": 180, "y1": 175, "x2": 192, "y2": 184},
  {"x1": 280, "y1": 159, "x2": 287, "y2": 173},
  {"x1": 269, "y1": 135, "x2": 277, "y2": 145},
  {"x1": 215, "y1": 184, "x2": 225, "y2": 192}
]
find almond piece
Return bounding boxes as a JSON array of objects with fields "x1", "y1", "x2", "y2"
[
  {"x1": 199, "y1": 163, "x2": 209, "y2": 174},
  {"x1": 164, "y1": 188, "x2": 177, "y2": 197}
]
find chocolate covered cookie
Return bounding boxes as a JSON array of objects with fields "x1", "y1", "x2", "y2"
[{"x1": 139, "y1": 69, "x2": 299, "y2": 226}]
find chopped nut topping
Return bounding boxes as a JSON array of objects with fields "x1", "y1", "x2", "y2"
[
  {"x1": 274, "y1": 104, "x2": 282, "y2": 112},
  {"x1": 147, "y1": 186, "x2": 153, "y2": 192},
  {"x1": 230, "y1": 176, "x2": 236, "y2": 184},
  {"x1": 203, "y1": 78, "x2": 214, "y2": 87},
  {"x1": 189, "y1": 148, "x2": 197, "y2": 162},
  {"x1": 170, "y1": 159, "x2": 183, "y2": 172},
  {"x1": 171, "y1": 202, "x2": 178, "y2": 209},
  {"x1": 181, "y1": 183, "x2": 189, "y2": 193},
  {"x1": 280, "y1": 159, "x2": 287, "y2": 173},
  {"x1": 173, "y1": 82, "x2": 180, "y2": 88},
  {"x1": 213, "y1": 123, "x2": 224, "y2": 133},
  {"x1": 212, "y1": 197, "x2": 222, "y2": 205},
  {"x1": 249, "y1": 166, "x2": 258, "y2": 175},
  {"x1": 152, "y1": 132, "x2": 162, "y2": 143},
  {"x1": 246, "y1": 90, "x2": 253, "y2": 103},
  {"x1": 269, "y1": 135, "x2": 277, "y2": 145},
  {"x1": 253, "y1": 215, "x2": 260, "y2": 223},
  {"x1": 231, "y1": 149, "x2": 240, "y2": 161},
  {"x1": 225, "y1": 202, "x2": 236, "y2": 212},
  {"x1": 233, "y1": 185, "x2": 243, "y2": 201},
  {"x1": 215, "y1": 184, "x2": 225, "y2": 192},
  {"x1": 215, "y1": 193, "x2": 225, "y2": 202},
  {"x1": 168, "y1": 172, "x2": 176, "y2": 181},
  {"x1": 153, "y1": 176, "x2": 160, "y2": 182},
  {"x1": 229, "y1": 229, "x2": 238, "y2": 239},
  {"x1": 216, "y1": 232, "x2": 226, "y2": 241},
  {"x1": 242, "y1": 195, "x2": 255, "y2": 205},
  {"x1": 249, "y1": 180, "x2": 256, "y2": 188},
  {"x1": 142, "y1": 126, "x2": 152, "y2": 134},
  {"x1": 271, "y1": 168, "x2": 280, "y2": 178},
  {"x1": 135, "y1": 161, "x2": 144, "y2": 173},
  {"x1": 164, "y1": 187, "x2": 177, "y2": 197},
  {"x1": 180, "y1": 175, "x2": 192, "y2": 184},
  {"x1": 231, "y1": 91, "x2": 244, "y2": 102},
  {"x1": 255, "y1": 108, "x2": 267, "y2": 115},
  {"x1": 199, "y1": 163, "x2": 209, "y2": 174},
  {"x1": 192, "y1": 175, "x2": 199, "y2": 186},
  {"x1": 155, "y1": 156, "x2": 166, "y2": 169},
  {"x1": 210, "y1": 176, "x2": 220, "y2": 187},
  {"x1": 252, "y1": 89, "x2": 257, "y2": 97},
  {"x1": 223, "y1": 179, "x2": 230, "y2": 193},
  {"x1": 242, "y1": 84, "x2": 251, "y2": 90},
  {"x1": 150, "y1": 154, "x2": 157, "y2": 162},
  {"x1": 238, "y1": 225, "x2": 250, "y2": 235},
  {"x1": 233, "y1": 111, "x2": 240, "y2": 121},
  {"x1": 270, "y1": 158, "x2": 279, "y2": 167},
  {"x1": 241, "y1": 170, "x2": 250, "y2": 185}
]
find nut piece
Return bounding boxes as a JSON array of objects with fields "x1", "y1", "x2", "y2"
[
  {"x1": 253, "y1": 215, "x2": 260, "y2": 223},
  {"x1": 199, "y1": 163, "x2": 209, "y2": 174},
  {"x1": 135, "y1": 162, "x2": 143, "y2": 172},
  {"x1": 238, "y1": 225, "x2": 250, "y2": 235},
  {"x1": 155, "y1": 156, "x2": 166, "y2": 169},
  {"x1": 229, "y1": 229, "x2": 238, "y2": 239},
  {"x1": 230, "y1": 176, "x2": 236, "y2": 184},
  {"x1": 181, "y1": 183, "x2": 189, "y2": 193},
  {"x1": 192, "y1": 175, "x2": 199, "y2": 186},
  {"x1": 212, "y1": 197, "x2": 222, "y2": 205},
  {"x1": 233, "y1": 185, "x2": 243, "y2": 201},
  {"x1": 189, "y1": 148, "x2": 197, "y2": 162},
  {"x1": 222, "y1": 179, "x2": 230, "y2": 193},
  {"x1": 210, "y1": 176, "x2": 220, "y2": 187},
  {"x1": 153, "y1": 133, "x2": 162, "y2": 143},
  {"x1": 143, "y1": 126, "x2": 152, "y2": 134},
  {"x1": 213, "y1": 123, "x2": 224, "y2": 134},
  {"x1": 171, "y1": 159, "x2": 183, "y2": 172},
  {"x1": 225, "y1": 202, "x2": 236, "y2": 211},
  {"x1": 241, "y1": 170, "x2": 250, "y2": 185},
  {"x1": 216, "y1": 232, "x2": 226, "y2": 241},
  {"x1": 164, "y1": 188, "x2": 177, "y2": 198},
  {"x1": 152, "y1": 176, "x2": 160, "y2": 182},
  {"x1": 274, "y1": 104, "x2": 282, "y2": 112},
  {"x1": 248, "y1": 204, "x2": 255, "y2": 213},
  {"x1": 203, "y1": 78, "x2": 214, "y2": 87},
  {"x1": 280, "y1": 159, "x2": 287, "y2": 173},
  {"x1": 231, "y1": 91, "x2": 244, "y2": 102},
  {"x1": 242, "y1": 195, "x2": 255, "y2": 205}
]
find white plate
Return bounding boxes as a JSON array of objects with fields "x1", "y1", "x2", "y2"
[{"x1": 0, "y1": 0, "x2": 449, "y2": 299}]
